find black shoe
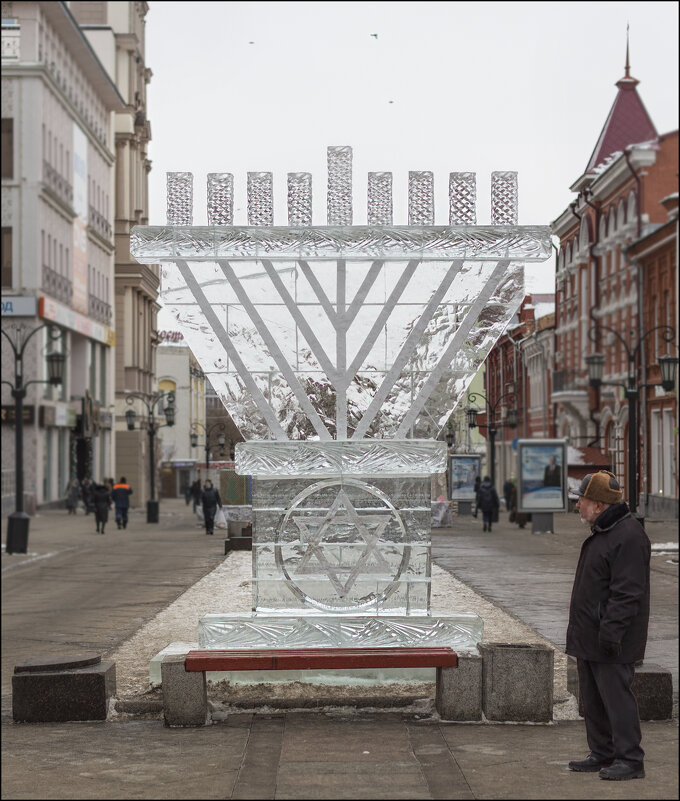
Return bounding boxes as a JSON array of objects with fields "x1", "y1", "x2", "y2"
[
  {"x1": 483, "y1": 524, "x2": 487, "y2": 531},
  {"x1": 599, "y1": 760, "x2": 645, "y2": 781},
  {"x1": 488, "y1": 525, "x2": 492, "y2": 532},
  {"x1": 569, "y1": 754, "x2": 614, "y2": 773},
  {"x1": 96, "y1": 525, "x2": 99, "y2": 533}
]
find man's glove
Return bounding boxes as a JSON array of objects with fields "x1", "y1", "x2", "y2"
[{"x1": 599, "y1": 638, "x2": 622, "y2": 657}]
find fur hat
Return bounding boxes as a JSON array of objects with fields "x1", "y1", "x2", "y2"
[{"x1": 575, "y1": 470, "x2": 623, "y2": 504}]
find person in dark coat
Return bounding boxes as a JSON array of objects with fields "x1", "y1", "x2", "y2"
[
  {"x1": 566, "y1": 471, "x2": 650, "y2": 781},
  {"x1": 111, "y1": 477, "x2": 133, "y2": 530},
  {"x1": 65, "y1": 478, "x2": 80, "y2": 514},
  {"x1": 80, "y1": 477, "x2": 94, "y2": 515},
  {"x1": 92, "y1": 481, "x2": 112, "y2": 534},
  {"x1": 509, "y1": 482, "x2": 529, "y2": 529},
  {"x1": 476, "y1": 475, "x2": 499, "y2": 532},
  {"x1": 472, "y1": 475, "x2": 481, "y2": 517},
  {"x1": 191, "y1": 479, "x2": 202, "y2": 513},
  {"x1": 502, "y1": 478, "x2": 514, "y2": 514},
  {"x1": 200, "y1": 479, "x2": 222, "y2": 535}
]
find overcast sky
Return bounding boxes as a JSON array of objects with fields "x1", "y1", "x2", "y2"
[{"x1": 145, "y1": 1, "x2": 679, "y2": 298}]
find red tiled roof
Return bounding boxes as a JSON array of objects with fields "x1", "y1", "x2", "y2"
[{"x1": 585, "y1": 74, "x2": 657, "y2": 175}]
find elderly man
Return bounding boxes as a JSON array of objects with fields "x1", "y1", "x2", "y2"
[{"x1": 567, "y1": 470, "x2": 650, "y2": 781}]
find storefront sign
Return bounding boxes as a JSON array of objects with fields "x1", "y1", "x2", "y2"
[
  {"x1": 39, "y1": 404, "x2": 78, "y2": 428},
  {"x1": 39, "y1": 296, "x2": 115, "y2": 346},
  {"x1": 1, "y1": 405, "x2": 35, "y2": 424},
  {"x1": 1, "y1": 296, "x2": 38, "y2": 316}
]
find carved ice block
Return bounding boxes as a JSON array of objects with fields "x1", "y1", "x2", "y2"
[{"x1": 238, "y1": 440, "x2": 445, "y2": 616}]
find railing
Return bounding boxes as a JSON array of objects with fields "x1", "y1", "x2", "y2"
[
  {"x1": 552, "y1": 369, "x2": 587, "y2": 393},
  {"x1": 42, "y1": 264, "x2": 73, "y2": 306},
  {"x1": 42, "y1": 160, "x2": 73, "y2": 208},
  {"x1": 88, "y1": 205, "x2": 112, "y2": 242},
  {"x1": 88, "y1": 293, "x2": 112, "y2": 325}
]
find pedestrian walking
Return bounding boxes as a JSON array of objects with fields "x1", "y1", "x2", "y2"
[
  {"x1": 476, "y1": 475, "x2": 499, "y2": 532},
  {"x1": 64, "y1": 478, "x2": 80, "y2": 515},
  {"x1": 92, "y1": 481, "x2": 112, "y2": 534},
  {"x1": 184, "y1": 483, "x2": 192, "y2": 506},
  {"x1": 509, "y1": 482, "x2": 529, "y2": 529},
  {"x1": 80, "y1": 477, "x2": 94, "y2": 515},
  {"x1": 200, "y1": 479, "x2": 222, "y2": 535},
  {"x1": 472, "y1": 475, "x2": 481, "y2": 517},
  {"x1": 111, "y1": 477, "x2": 133, "y2": 530},
  {"x1": 567, "y1": 470, "x2": 650, "y2": 781},
  {"x1": 191, "y1": 479, "x2": 202, "y2": 513},
  {"x1": 503, "y1": 477, "x2": 514, "y2": 514}
]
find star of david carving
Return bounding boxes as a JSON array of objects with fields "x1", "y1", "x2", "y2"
[{"x1": 292, "y1": 488, "x2": 393, "y2": 598}]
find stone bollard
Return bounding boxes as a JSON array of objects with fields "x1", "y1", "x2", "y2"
[
  {"x1": 436, "y1": 652, "x2": 482, "y2": 720},
  {"x1": 161, "y1": 654, "x2": 209, "y2": 727},
  {"x1": 12, "y1": 654, "x2": 116, "y2": 722},
  {"x1": 478, "y1": 642, "x2": 553, "y2": 722}
]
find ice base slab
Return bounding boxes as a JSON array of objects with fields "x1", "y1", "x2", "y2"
[{"x1": 198, "y1": 613, "x2": 482, "y2": 650}]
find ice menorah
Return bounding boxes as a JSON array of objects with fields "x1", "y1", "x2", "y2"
[{"x1": 133, "y1": 146, "x2": 551, "y2": 663}]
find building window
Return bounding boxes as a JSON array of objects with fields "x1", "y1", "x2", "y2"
[
  {"x1": 1, "y1": 227, "x2": 12, "y2": 287},
  {"x1": 1, "y1": 118, "x2": 13, "y2": 179}
]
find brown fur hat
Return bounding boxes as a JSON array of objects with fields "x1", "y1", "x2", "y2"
[{"x1": 575, "y1": 470, "x2": 623, "y2": 504}]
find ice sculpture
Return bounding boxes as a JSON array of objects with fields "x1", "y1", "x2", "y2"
[{"x1": 132, "y1": 147, "x2": 550, "y2": 668}]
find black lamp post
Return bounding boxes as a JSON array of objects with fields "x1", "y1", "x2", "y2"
[
  {"x1": 1, "y1": 323, "x2": 65, "y2": 554},
  {"x1": 190, "y1": 421, "x2": 226, "y2": 479},
  {"x1": 465, "y1": 391, "x2": 518, "y2": 488},
  {"x1": 586, "y1": 324, "x2": 677, "y2": 516},
  {"x1": 445, "y1": 421, "x2": 455, "y2": 449},
  {"x1": 124, "y1": 390, "x2": 176, "y2": 523}
]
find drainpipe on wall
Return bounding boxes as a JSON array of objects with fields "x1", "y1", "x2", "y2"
[{"x1": 582, "y1": 189, "x2": 604, "y2": 448}]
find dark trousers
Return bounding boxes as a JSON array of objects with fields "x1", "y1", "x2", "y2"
[
  {"x1": 94, "y1": 508, "x2": 108, "y2": 527},
  {"x1": 204, "y1": 506, "x2": 216, "y2": 533},
  {"x1": 115, "y1": 505, "x2": 128, "y2": 526},
  {"x1": 577, "y1": 658, "x2": 644, "y2": 764}
]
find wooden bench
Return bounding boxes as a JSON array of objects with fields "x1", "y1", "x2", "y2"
[{"x1": 161, "y1": 646, "x2": 482, "y2": 726}]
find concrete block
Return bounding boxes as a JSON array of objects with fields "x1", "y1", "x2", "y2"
[
  {"x1": 12, "y1": 654, "x2": 116, "y2": 723},
  {"x1": 478, "y1": 642, "x2": 553, "y2": 722},
  {"x1": 161, "y1": 654, "x2": 208, "y2": 727},
  {"x1": 435, "y1": 652, "x2": 482, "y2": 720},
  {"x1": 567, "y1": 656, "x2": 673, "y2": 720}
]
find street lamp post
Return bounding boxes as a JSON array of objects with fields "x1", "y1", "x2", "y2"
[
  {"x1": 465, "y1": 391, "x2": 518, "y2": 489},
  {"x1": 585, "y1": 324, "x2": 677, "y2": 517},
  {"x1": 2, "y1": 323, "x2": 65, "y2": 553},
  {"x1": 190, "y1": 421, "x2": 226, "y2": 481},
  {"x1": 124, "y1": 390, "x2": 176, "y2": 523}
]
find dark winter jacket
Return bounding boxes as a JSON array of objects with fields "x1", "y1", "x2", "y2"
[
  {"x1": 111, "y1": 483, "x2": 133, "y2": 509},
  {"x1": 200, "y1": 486, "x2": 222, "y2": 510},
  {"x1": 476, "y1": 480, "x2": 499, "y2": 514},
  {"x1": 566, "y1": 502, "x2": 650, "y2": 664},
  {"x1": 92, "y1": 485, "x2": 112, "y2": 511}
]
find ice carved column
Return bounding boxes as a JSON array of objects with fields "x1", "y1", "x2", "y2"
[
  {"x1": 207, "y1": 173, "x2": 234, "y2": 225},
  {"x1": 327, "y1": 146, "x2": 353, "y2": 225},
  {"x1": 449, "y1": 172, "x2": 476, "y2": 225},
  {"x1": 408, "y1": 171, "x2": 434, "y2": 225},
  {"x1": 491, "y1": 171, "x2": 518, "y2": 225},
  {"x1": 287, "y1": 172, "x2": 313, "y2": 226},
  {"x1": 247, "y1": 172, "x2": 274, "y2": 226},
  {"x1": 166, "y1": 172, "x2": 193, "y2": 225},
  {"x1": 367, "y1": 172, "x2": 393, "y2": 226}
]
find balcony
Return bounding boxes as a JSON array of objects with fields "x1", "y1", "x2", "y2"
[
  {"x1": 88, "y1": 205, "x2": 112, "y2": 242},
  {"x1": 552, "y1": 369, "x2": 587, "y2": 393},
  {"x1": 42, "y1": 264, "x2": 72, "y2": 306},
  {"x1": 42, "y1": 160, "x2": 73, "y2": 209},
  {"x1": 88, "y1": 293, "x2": 112, "y2": 325}
]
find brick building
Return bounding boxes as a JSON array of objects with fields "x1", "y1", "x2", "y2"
[{"x1": 551, "y1": 50, "x2": 678, "y2": 516}]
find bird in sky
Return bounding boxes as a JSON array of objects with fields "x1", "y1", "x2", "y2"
[{"x1": 370, "y1": 33, "x2": 378, "y2": 39}]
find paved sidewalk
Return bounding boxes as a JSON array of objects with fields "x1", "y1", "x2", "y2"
[{"x1": 1, "y1": 500, "x2": 678, "y2": 800}]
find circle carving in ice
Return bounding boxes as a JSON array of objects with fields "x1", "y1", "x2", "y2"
[{"x1": 275, "y1": 478, "x2": 410, "y2": 612}]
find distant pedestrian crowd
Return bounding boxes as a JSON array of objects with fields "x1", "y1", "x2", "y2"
[{"x1": 64, "y1": 476, "x2": 133, "y2": 534}]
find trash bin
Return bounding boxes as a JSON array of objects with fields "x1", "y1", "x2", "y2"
[
  {"x1": 6, "y1": 513, "x2": 30, "y2": 554},
  {"x1": 146, "y1": 500, "x2": 159, "y2": 523}
]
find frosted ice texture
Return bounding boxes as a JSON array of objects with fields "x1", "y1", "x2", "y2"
[
  {"x1": 327, "y1": 146, "x2": 352, "y2": 225},
  {"x1": 491, "y1": 171, "x2": 518, "y2": 225},
  {"x1": 408, "y1": 171, "x2": 434, "y2": 225},
  {"x1": 287, "y1": 172, "x2": 312, "y2": 226},
  {"x1": 166, "y1": 172, "x2": 193, "y2": 225},
  {"x1": 199, "y1": 614, "x2": 484, "y2": 651},
  {"x1": 367, "y1": 172, "x2": 393, "y2": 226},
  {"x1": 247, "y1": 172, "x2": 274, "y2": 226},
  {"x1": 449, "y1": 172, "x2": 476, "y2": 225},
  {"x1": 207, "y1": 173, "x2": 233, "y2": 225}
]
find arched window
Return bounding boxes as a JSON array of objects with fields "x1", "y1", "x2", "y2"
[
  {"x1": 599, "y1": 214, "x2": 607, "y2": 243},
  {"x1": 627, "y1": 190, "x2": 637, "y2": 227},
  {"x1": 578, "y1": 216, "x2": 591, "y2": 256},
  {"x1": 617, "y1": 198, "x2": 627, "y2": 231}
]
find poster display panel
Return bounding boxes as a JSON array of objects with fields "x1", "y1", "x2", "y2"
[
  {"x1": 518, "y1": 439, "x2": 567, "y2": 512},
  {"x1": 449, "y1": 454, "x2": 481, "y2": 501}
]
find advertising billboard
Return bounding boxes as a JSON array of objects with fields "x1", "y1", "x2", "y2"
[
  {"x1": 517, "y1": 439, "x2": 568, "y2": 513},
  {"x1": 449, "y1": 454, "x2": 481, "y2": 501}
]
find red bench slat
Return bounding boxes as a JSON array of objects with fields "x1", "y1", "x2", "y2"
[{"x1": 185, "y1": 647, "x2": 457, "y2": 672}]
